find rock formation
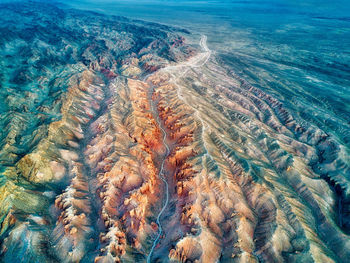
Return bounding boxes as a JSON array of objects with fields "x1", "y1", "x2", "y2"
[{"x1": 0, "y1": 2, "x2": 349, "y2": 263}]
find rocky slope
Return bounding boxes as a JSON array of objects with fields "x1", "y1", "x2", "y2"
[{"x1": 0, "y1": 1, "x2": 349, "y2": 263}]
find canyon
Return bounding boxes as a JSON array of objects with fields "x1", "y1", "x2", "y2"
[{"x1": 0, "y1": 2, "x2": 349, "y2": 263}]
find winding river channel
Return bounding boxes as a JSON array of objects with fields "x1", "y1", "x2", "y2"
[{"x1": 146, "y1": 34, "x2": 211, "y2": 262}]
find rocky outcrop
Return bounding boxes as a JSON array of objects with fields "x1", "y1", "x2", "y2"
[{"x1": 0, "y1": 2, "x2": 349, "y2": 263}]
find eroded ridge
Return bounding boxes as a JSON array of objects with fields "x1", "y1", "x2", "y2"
[
  {"x1": 0, "y1": 2, "x2": 350, "y2": 263},
  {"x1": 0, "y1": 2, "x2": 195, "y2": 262},
  {"x1": 140, "y1": 37, "x2": 350, "y2": 262}
]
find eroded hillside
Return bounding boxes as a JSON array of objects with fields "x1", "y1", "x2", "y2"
[{"x1": 0, "y1": 2, "x2": 349, "y2": 263}]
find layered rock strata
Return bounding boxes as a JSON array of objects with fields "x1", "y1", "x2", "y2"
[{"x1": 0, "y1": 2, "x2": 349, "y2": 263}]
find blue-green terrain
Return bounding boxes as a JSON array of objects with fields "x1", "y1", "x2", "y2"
[
  {"x1": 63, "y1": 0, "x2": 350, "y2": 145},
  {"x1": 0, "y1": 1, "x2": 349, "y2": 262}
]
